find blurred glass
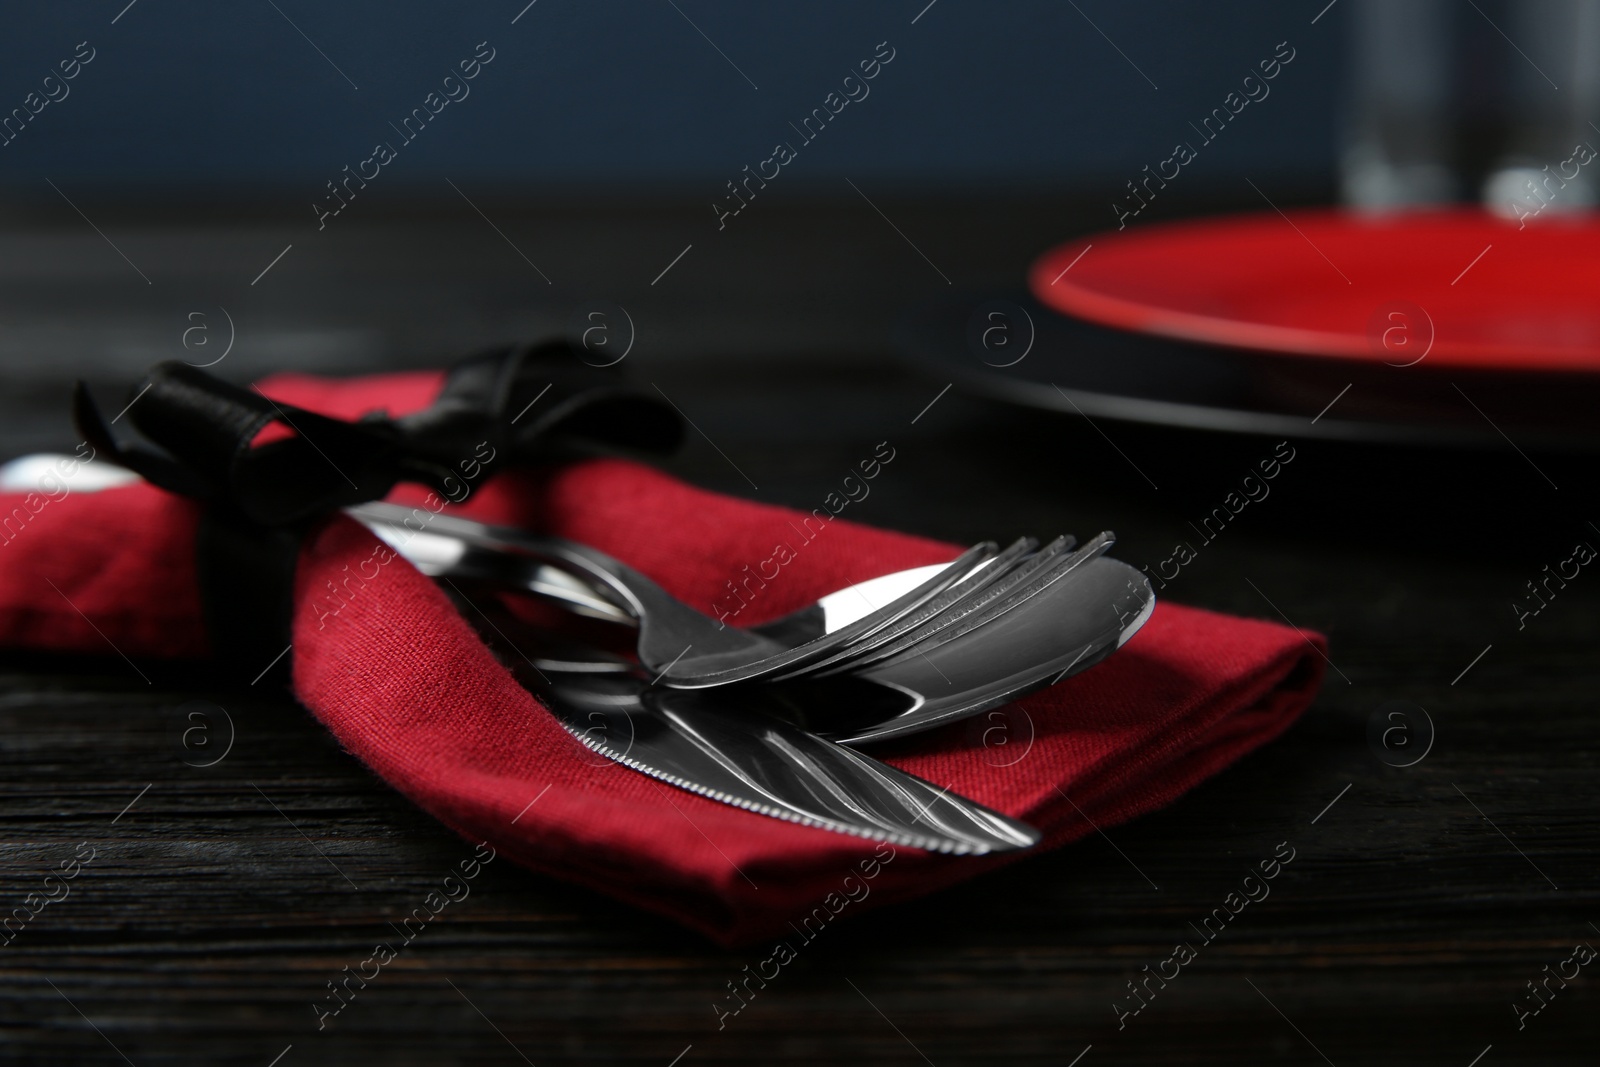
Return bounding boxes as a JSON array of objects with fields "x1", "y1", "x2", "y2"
[
  {"x1": 1342, "y1": 0, "x2": 1457, "y2": 209},
  {"x1": 1342, "y1": 0, "x2": 1600, "y2": 216},
  {"x1": 1484, "y1": 0, "x2": 1600, "y2": 218}
]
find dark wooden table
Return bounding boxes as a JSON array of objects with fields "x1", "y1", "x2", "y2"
[{"x1": 1, "y1": 205, "x2": 1596, "y2": 1065}]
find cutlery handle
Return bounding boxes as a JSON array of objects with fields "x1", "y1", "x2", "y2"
[
  {"x1": 350, "y1": 502, "x2": 782, "y2": 667},
  {"x1": 349, "y1": 502, "x2": 640, "y2": 621}
]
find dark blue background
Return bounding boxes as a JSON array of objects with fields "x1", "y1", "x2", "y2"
[{"x1": 0, "y1": 1, "x2": 1344, "y2": 202}]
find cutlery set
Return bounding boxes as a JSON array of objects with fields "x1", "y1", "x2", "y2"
[
  {"x1": 350, "y1": 502, "x2": 1154, "y2": 855},
  {"x1": 0, "y1": 454, "x2": 1153, "y2": 856}
]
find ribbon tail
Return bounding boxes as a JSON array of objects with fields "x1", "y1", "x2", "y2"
[{"x1": 73, "y1": 380, "x2": 215, "y2": 501}]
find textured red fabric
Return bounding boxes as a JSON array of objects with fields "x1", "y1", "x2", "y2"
[{"x1": 0, "y1": 370, "x2": 1326, "y2": 945}]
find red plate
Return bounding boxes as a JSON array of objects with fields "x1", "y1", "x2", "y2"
[{"x1": 1030, "y1": 209, "x2": 1600, "y2": 374}]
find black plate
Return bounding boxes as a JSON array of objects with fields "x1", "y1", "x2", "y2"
[{"x1": 896, "y1": 290, "x2": 1600, "y2": 452}]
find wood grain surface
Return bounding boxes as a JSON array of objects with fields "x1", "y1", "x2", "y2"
[{"x1": 1, "y1": 213, "x2": 1596, "y2": 1065}]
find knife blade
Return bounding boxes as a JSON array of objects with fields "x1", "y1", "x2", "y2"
[{"x1": 541, "y1": 669, "x2": 1040, "y2": 856}]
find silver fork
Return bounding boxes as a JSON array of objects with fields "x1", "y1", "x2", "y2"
[
  {"x1": 350, "y1": 502, "x2": 997, "y2": 683},
  {"x1": 352, "y1": 504, "x2": 1155, "y2": 744}
]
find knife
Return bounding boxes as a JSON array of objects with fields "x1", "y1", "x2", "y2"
[
  {"x1": 450, "y1": 596, "x2": 1041, "y2": 856},
  {"x1": 542, "y1": 668, "x2": 1041, "y2": 856}
]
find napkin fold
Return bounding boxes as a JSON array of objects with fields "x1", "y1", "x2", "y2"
[{"x1": 0, "y1": 370, "x2": 1325, "y2": 945}]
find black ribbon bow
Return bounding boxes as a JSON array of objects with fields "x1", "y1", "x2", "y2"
[{"x1": 74, "y1": 341, "x2": 682, "y2": 681}]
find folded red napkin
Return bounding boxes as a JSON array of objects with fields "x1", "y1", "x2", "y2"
[{"x1": 0, "y1": 370, "x2": 1325, "y2": 945}]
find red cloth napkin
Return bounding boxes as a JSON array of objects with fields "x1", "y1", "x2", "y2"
[{"x1": 0, "y1": 370, "x2": 1325, "y2": 945}]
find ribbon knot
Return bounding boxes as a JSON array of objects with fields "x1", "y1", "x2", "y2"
[
  {"x1": 75, "y1": 341, "x2": 682, "y2": 526},
  {"x1": 72, "y1": 341, "x2": 683, "y2": 680}
]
